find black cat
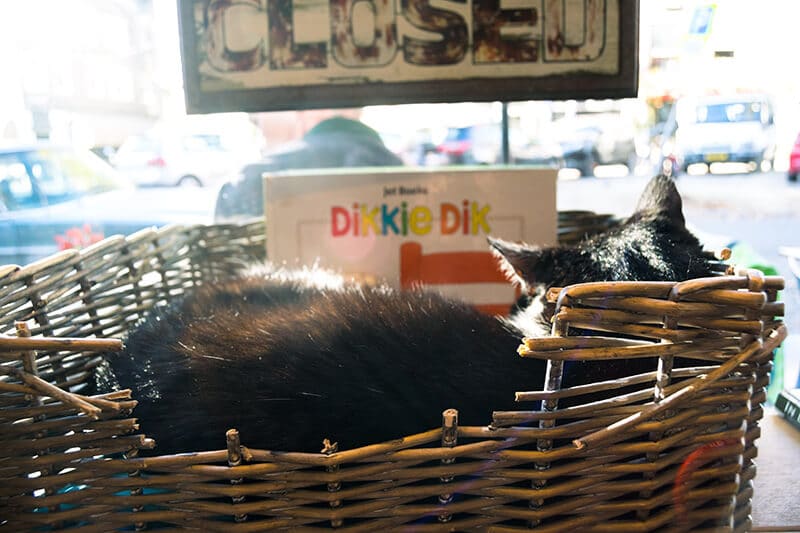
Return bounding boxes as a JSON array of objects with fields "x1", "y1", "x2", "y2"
[{"x1": 95, "y1": 175, "x2": 714, "y2": 454}]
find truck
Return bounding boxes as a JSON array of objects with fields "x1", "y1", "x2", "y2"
[{"x1": 674, "y1": 94, "x2": 776, "y2": 173}]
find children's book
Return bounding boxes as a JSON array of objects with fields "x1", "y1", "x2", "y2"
[{"x1": 265, "y1": 167, "x2": 557, "y2": 315}]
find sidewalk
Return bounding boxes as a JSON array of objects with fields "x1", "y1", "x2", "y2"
[{"x1": 752, "y1": 408, "x2": 800, "y2": 531}]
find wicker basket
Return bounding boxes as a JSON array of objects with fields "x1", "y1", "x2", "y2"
[{"x1": 0, "y1": 216, "x2": 785, "y2": 532}]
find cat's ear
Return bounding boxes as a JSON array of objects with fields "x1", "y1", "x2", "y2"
[
  {"x1": 631, "y1": 174, "x2": 686, "y2": 226},
  {"x1": 488, "y1": 237, "x2": 554, "y2": 289}
]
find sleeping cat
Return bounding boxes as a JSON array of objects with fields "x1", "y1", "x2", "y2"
[{"x1": 94, "y1": 175, "x2": 714, "y2": 454}]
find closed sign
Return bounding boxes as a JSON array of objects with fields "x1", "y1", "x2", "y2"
[{"x1": 179, "y1": 0, "x2": 637, "y2": 112}]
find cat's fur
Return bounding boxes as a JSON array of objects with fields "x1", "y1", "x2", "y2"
[{"x1": 95, "y1": 175, "x2": 713, "y2": 454}]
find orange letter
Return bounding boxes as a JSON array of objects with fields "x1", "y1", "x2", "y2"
[{"x1": 440, "y1": 203, "x2": 460, "y2": 234}]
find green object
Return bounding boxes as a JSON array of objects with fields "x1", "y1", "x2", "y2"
[
  {"x1": 775, "y1": 388, "x2": 800, "y2": 430},
  {"x1": 305, "y1": 116, "x2": 384, "y2": 145},
  {"x1": 727, "y1": 241, "x2": 784, "y2": 404}
]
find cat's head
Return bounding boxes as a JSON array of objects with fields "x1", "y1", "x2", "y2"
[{"x1": 489, "y1": 174, "x2": 713, "y2": 297}]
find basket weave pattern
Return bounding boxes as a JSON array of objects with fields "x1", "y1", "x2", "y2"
[{"x1": 0, "y1": 217, "x2": 785, "y2": 532}]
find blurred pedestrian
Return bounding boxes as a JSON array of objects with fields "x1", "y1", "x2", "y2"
[{"x1": 214, "y1": 116, "x2": 403, "y2": 221}]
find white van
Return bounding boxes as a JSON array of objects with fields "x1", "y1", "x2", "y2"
[
  {"x1": 674, "y1": 94, "x2": 776, "y2": 172},
  {"x1": 112, "y1": 114, "x2": 265, "y2": 188}
]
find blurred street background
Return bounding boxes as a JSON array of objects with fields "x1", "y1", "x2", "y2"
[{"x1": 2, "y1": 1, "x2": 800, "y2": 179}]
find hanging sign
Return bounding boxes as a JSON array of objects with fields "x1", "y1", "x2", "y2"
[{"x1": 178, "y1": 0, "x2": 637, "y2": 113}]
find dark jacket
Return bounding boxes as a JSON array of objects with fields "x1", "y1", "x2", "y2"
[{"x1": 214, "y1": 117, "x2": 403, "y2": 221}]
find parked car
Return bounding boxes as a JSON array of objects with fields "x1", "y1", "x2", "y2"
[
  {"x1": 0, "y1": 145, "x2": 212, "y2": 265},
  {"x1": 788, "y1": 131, "x2": 800, "y2": 182},
  {"x1": 553, "y1": 112, "x2": 640, "y2": 177},
  {"x1": 435, "y1": 124, "x2": 501, "y2": 164},
  {"x1": 378, "y1": 130, "x2": 439, "y2": 166},
  {"x1": 511, "y1": 139, "x2": 564, "y2": 168},
  {"x1": 434, "y1": 124, "x2": 546, "y2": 165},
  {"x1": 112, "y1": 121, "x2": 263, "y2": 188},
  {"x1": 674, "y1": 94, "x2": 776, "y2": 172}
]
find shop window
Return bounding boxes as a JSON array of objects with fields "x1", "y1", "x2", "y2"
[{"x1": 0, "y1": 160, "x2": 38, "y2": 211}]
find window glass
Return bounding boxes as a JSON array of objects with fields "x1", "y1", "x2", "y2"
[
  {"x1": 0, "y1": 154, "x2": 38, "y2": 211},
  {"x1": 27, "y1": 149, "x2": 125, "y2": 205},
  {"x1": 444, "y1": 128, "x2": 470, "y2": 142},
  {"x1": 118, "y1": 135, "x2": 160, "y2": 154},
  {"x1": 696, "y1": 102, "x2": 762, "y2": 124},
  {"x1": 183, "y1": 134, "x2": 224, "y2": 152},
  {"x1": 30, "y1": 156, "x2": 70, "y2": 200}
]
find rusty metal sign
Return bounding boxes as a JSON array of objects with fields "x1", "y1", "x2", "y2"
[{"x1": 178, "y1": 0, "x2": 638, "y2": 113}]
